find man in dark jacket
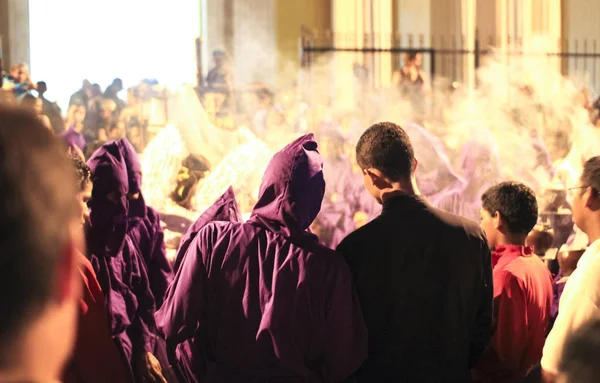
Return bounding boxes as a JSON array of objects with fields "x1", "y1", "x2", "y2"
[{"x1": 337, "y1": 121, "x2": 493, "y2": 382}]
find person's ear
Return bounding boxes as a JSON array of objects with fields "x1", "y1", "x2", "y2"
[
  {"x1": 55, "y1": 223, "x2": 82, "y2": 304},
  {"x1": 493, "y1": 211, "x2": 503, "y2": 230},
  {"x1": 365, "y1": 168, "x2": 379, "y2": 185},
  {"x1": 585, "y1": 187, "x2": 600, "y2": 210},
  {"x1": 412, "y1": 158, "x2": 419, "y2": 175}
]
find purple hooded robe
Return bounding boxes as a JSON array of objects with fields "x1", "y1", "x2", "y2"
[
  {"x1": 117, "y1": 138, "x2": 173, "y2": 308},
  {"x1": 86, "y1": 142, "x2": 157, "y2": 380},
  {"x1": 173, "y1": 186, "x2": 242, "y2": 274},
  {"x1": 155, "y1": 134, "x2": 368, "y2": 383},
  {"x1": 60, "y1": 125, "x2": 87, "y2": 152}
]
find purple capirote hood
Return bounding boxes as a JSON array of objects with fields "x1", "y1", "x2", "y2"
[
  {"x1": 172, "y1": 186, "x2": 242, "y2": 273},
  {"x1": 248, "y1": 134, "x2": 326, "y2": 239},
  {"x1": 117, "y1": 138, "x2": 143, "y2": 194},
  {"x1": 459, "y1": 129, "x2": 502, "y2": 183},
  {"x1": 86, "y1": 141, "x2": 130, "y2": 257},
  {"x1": 116, "y1": 138, "x2": 147, "y2": 218},
  {"x1": 87, "y1": 141, "x2": 129, "y2": 199}
]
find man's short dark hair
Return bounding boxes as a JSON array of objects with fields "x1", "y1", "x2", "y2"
[
  {"x1": 0, "y1": 107, "x2": 78, "y2": 362},
  {"x1": 481, "y1": 181, "x2": 538, "y2": 235},
  {"x1": 580, "y1": 156, "x2": 600, "y2": 195},
  {"x1": 70, "y1": 155, "x2": 91, "y2": 191},
  {"x1": 356, "y1": 121, "x2": 415, "y2": 181},
  {"x1": 559, "y1": 319, "x2": 600, "y2": 383}
]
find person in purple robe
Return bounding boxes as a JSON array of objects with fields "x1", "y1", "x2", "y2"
[
  {"x1": 433, "y1": 130, "x2": 503, "y2": 222},
  {"x1": 315, "y1": 130, "x2": 356, "y2": 248},
  {"x1": 117, "y1": 138, "x2": 173, "y2": 308},
  {"x1": 167, "y1": 186, "x2": 242, "y2": 382},
  {"x1": 61, "y1": 104, "x2": 87, "y2": 153},
  {"x1": 173, "y1": 186, "x2": 242, "y2": 274},
  {"x1": 401, "y1": 121, "x2": 463, "y2": 198},
  {"x1": 155, "y1": 134, "x2": 368, "y2": 383},
  {"x1": 86, "y1": 142, "x2": 167, "y2": 383}
]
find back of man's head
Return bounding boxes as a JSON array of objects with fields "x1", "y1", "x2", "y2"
[
  {"x1": 0, "y1": 107, "x2": 80, "y2": 372},
  {"x1": 481, "y1": 181, "x2": 538, "y2": 235},
  {"x1": 559, "y1": 319, "x2": 600, "y2": 383},
  {"x1": 356, "y1": 121, "x2": 415, "y2": 181},
  {"x1": 580, "y1": 156, "x2": 600, "y2": 195}
]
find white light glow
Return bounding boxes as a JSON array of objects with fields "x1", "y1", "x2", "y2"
[{"x1": 29, "y1": 0, "x2": 199, "y2": 108}]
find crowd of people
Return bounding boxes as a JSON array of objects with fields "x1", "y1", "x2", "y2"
[
  {"x1": 2, "y1": 52, "x2": 600, "y2": 383},
  {"x1": 1, "y1": 103, "x2": 600, "y2": 383},
  {"x1": 1, "y1": 63, "x2": 150, "y2": 159}
]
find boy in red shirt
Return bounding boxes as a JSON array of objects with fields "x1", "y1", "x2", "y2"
[{"x1": 474, "y1": 181, "x2": 553, "y2": 382}]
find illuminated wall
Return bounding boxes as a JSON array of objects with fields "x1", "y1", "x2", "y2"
[
  {"x1": 563, "y1": 0, "x2": 600, "y2": 91},
  {"x1": 275, "y1": 0, "x2": 331, "y2": 85}
]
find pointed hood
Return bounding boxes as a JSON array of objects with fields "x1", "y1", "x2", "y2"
[
  {"x1": 173, "y1": 186, "x2": 242, "y2": 273},
  {"x1": 117, "y1": 138, "x2": 147, "y2": 218},
  {"x1": 402, "y1": 120, "x2": 464, "y2": 196},
  {"x1": 460, "y1": 129, "x2": 502, "y2": 183},
  {"x1": 87, "y1": 141, "x2": 129, "y2": 257},
  {"x1": 248, "y1": 134, "x2": 325, "y2": 240}
]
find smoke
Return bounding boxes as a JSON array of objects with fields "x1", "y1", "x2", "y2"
[{"x1": 141, "y1": 33, "x2": 598, "y2": 234}]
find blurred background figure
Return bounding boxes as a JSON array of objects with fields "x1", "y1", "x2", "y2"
[
  {"x1": 2, "y1": 63, "x2": 36, "y2": 96},
  {"x1": 19, "y1": 92, "x2": 52, "y2": 131},
  {"x1": 103, "y1": 78, "x2": 125, "y2": 112},
  {"x1": 206, "y1": 50, "x2": 232, "y2": 90},
  {"x1": 69, "y1": 80, "x2": 93, "y2": 108},
  {"x1": 37, "y1": 81, "x2": 65, "y2": 134}
]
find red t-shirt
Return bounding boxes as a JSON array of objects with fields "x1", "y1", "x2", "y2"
[
  {"x1": 63, "y1": 253, "x2": 131, "y2": 383},
  {"x1": 473, "y1": 245, "x2": 553, "y2": 383}
]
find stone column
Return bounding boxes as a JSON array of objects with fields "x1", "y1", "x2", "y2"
[
  {"x1": 0, "y1": 0, "x2": 30, "y2": 70},
  {"x1": 373, "y1": 0, "x2": 393, "y2": 88},
  {"x1": 331, "y1": 0, "x2": 365, "y2": 109},
  {"x1": 461, "y1": 0, "x2": 476, "y2": 88}
]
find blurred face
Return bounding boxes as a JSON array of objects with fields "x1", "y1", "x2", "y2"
[
  {"x1": 480, "y1": 208, "x2": 499, "y2": 248},
  {"x1": 214, "y1": 55, "x2": 224, "y2": 67},
  {"x1": 414, "y1": 53, "x2": 422, "y2": 68},
  {"x1": 11, "y1": 65, "x2": 28, "y2": 83},
  {"x1": 37, "y1": 83, "x2": 47, "y2": 94},
  {"x1": 77, "y1": 181, "x2": 93, "y2": 225},
  {"x1": 100, "y1": 106, "x2": 114, "y2": 120},
  {"x1": 570, "y1": 183, "x2": 589, "y2": 233},
  {"x1": 74, "y1": 106, "x2": 86, "y2": 125}
]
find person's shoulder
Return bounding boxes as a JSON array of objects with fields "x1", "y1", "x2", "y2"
[
  {"x1": 295, "y1": 239, "x2": 352, "y2": 276},
  {"x1": 337, "y1": 217, "x2": 381, "y2": 252},
  {"x1": 77, "y1": 252, "x2": 96, "y2": 277},
  {"x1": 429, "y1": 203, "x2": 486, "y2": 242},
  {"x1": 504, "y1": 256, "x2": 552, "y2": 286},
  {"x1": 197, "y1": 220, "x2": 243, "y2": 241}
]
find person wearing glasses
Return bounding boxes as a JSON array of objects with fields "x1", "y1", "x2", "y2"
[{"x1": 542, "y1": 156, "x2": 600, "y2": 382}]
